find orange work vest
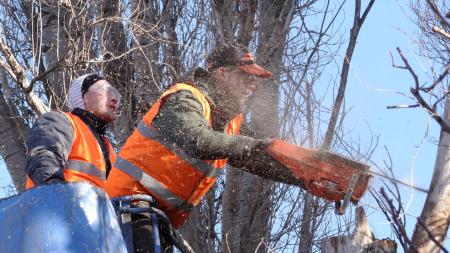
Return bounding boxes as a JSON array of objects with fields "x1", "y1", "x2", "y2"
[
  {"x1": 105, "y1": 83, "x2": 242, "y2": 228},
  {"x1": 26, "y1": 112, "x2": 116, "y2": 189}
]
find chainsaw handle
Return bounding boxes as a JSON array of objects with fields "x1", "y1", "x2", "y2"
[{"x1": 335, "y1": 174, "x2": 359, "y2": 215}]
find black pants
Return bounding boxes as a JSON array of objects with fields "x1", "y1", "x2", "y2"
[{"x1": 131, "y1": 212, "x2": 173, "y2": 253}]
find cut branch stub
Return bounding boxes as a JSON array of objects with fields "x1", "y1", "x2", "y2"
[{"x1": 321, "y1": 207, "x2": 397, "y2": 253}]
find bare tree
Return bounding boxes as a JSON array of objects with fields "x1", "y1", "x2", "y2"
[
  {"x1": 382, "y1": 0, "x2": 449, "y2": 252},
  {"x1": 299, "y1": 0, "x2": 375, "y2": 252}
]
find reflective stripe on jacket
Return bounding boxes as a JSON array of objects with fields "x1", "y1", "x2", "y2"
[
  {"x1": 26, "y1": 112, "x2": 116, "y2": 189},
  {"x1": 105, "y1": 83, "x2": 242, "y2": 228}
]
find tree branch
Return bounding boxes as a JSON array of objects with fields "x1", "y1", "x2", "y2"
[
  {"x1": 387, "y1": 104, "x2": 420, "y2": 109},
  {"x1": 426, "y1": 0, "x2": 450, "y2": 29},
  {"x1": 396, "y1": 48, "x2": 450, "y2": 133},
  {"x1": 422, "y1": 65, "x2": 449, "y2": 92},
  {"x1": 0, "y1": 35, "x2": 48, "y2": 115},
  {"x1": 322, "y1": 0, "x2": 376, "y2": 150},
  {"x1": 360, "y1": 0, "x2": 376, "y2": 24},
  {"x1": 432, "y1": 26, "x2": 450, "y2": 40},
  {"x1": 379, "y1": 188, "x2": 415, "y2": 252},
  {"x1": 397, "y1": 47, "x2": 419, "y2": 89}
]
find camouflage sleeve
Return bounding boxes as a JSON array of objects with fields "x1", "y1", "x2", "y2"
[
  {"x1": 152, "y1": 90, "x2": 302, "y2": 186},
  {"x1": 152, "y1": 90, "x2": 258, "y2": 161}
]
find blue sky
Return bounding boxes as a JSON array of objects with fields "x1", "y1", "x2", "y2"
[
  {"x1": 0, "y1": 0, "x2": 446, "y2": 250},
  {"x1": 345, "y1": 0, "x2": 437, "y2": 195},
  {"x1": 339, "y1": 0, "x2": 445, "y2": 248},
  {"x1": 0, "y1": 158, "x2": 12, "y2": 196}
]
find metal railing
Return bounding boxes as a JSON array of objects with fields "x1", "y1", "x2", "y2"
[{"x1": 111, "y1": 195, "x2": 195, "y2": 253}]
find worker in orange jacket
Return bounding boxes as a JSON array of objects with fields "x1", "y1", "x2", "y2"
[
  {"x1": 25, "y1": 73, "x2": 121, "y2": 189},
  {"x1": 106, "y1": 43, "x2": 304, "y2": 253}
]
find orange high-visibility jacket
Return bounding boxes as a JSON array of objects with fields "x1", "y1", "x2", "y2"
[
  {"x1": 26, "y1": 112, "x2": 116, "y2": 189},
  {"x1": 105, "y1": 83, "x2": 242, "y2": 228}
]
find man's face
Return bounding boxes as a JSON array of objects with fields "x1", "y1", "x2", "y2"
[
  {"x1": 83, "y1": 80, "x2": 120, "y2": 123},
  {"x1": 215, "y1": 67, "x2": 258, "y2": 109}
]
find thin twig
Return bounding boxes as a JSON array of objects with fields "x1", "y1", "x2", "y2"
[
  {"x1": 396, "y1": 48, "x2": 450, "y2": 133},
  {"x1": 397, "y1": 48, "x2": 419, "y2": 89},
  {"x1": 380, "y1": 188, "x2": 416, "y2": 252},
  {"x1": 386, "y1": 104, "x2": 420, "y2": 109},
  {"x1": 422, "y1": 66, "x2": 450, "y2": 92}
]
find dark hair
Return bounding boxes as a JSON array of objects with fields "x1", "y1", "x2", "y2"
[{"x1": 81, "y1": 74, "x2": 106, "y2": 96}]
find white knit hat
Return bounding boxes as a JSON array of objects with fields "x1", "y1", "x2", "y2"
[{"x1": 67, "y1": 74, "x2": 90, "y2": 110}]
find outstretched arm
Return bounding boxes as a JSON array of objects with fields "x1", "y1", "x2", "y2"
[
  {"x1": 152, "y1": 90, "x2": 304, "y2": 187},
  {"x1": 227, "y1": 144, "x2": 304, "y2": 187},
  {"x1": 153, "y1": 90, "x2": 259, "y2": 160}
]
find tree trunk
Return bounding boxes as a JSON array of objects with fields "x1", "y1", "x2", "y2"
[
  {"x1": 128, "y1": 0, "x2": 181, "y2": 134},
  {"x1": 299, "y1": 193, "x2": 314, "y2": 253},
  {"x1": 98, "y1": 0, "x2": 133, "y2": 144},
  {"x1": 299, "y1": 40, "x2": 323, "y2": 253},
  {"x1": 221, "y1": 169, "x2": 245, "y2": 251},
  {"x1": 162, "y1": 1, "x2": 181, "y2": 81},
  {"x1": 219, "y1": 1, "x2": 296, "y2": 252},
  {"x1": 40, "y1": 0, "x2": 71, "y2": 110},
  {"x1": 222, "y1": 168, "x2": 274, "y2": 252},
  {"x1": 0, "y1": 70, "x2": 27, "y2": 191},
  {"x1": 180, "y1": 189, "x2": 217, "y2": 252},
  {"x1": 409, "y1": 95, "x2": 450, "y2": 252},
  {"x1": 211, "y1": 0, "x2": 235, "y2": 42},
  {"x1": 130, "y1": 0, "x2": 164, "y2": 123}
]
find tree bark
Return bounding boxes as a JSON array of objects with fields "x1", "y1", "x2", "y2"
[
  {"x1": 98, "y1": 0, "x2": 133, "y2": 144},
  {"x1": 180, "y1": 188, "x2": 217, "y2": 252},
  {"x1": 221, "y1": 168, "x2": 245, "y2": 251},
  {"x1": 211, "y1": 0, "x2": 235, "y2": 42},
  {"x1": 130, "y1": 0, "x2": 181, "y2": 123},
  {"x1": 40, "y1": 0, "x2": 71, "y2": 110},
  {"x1": 0, "y1": 70, "x2": 27, "y2": 191},
  {"x1": 299, "y1": 193, "x2": 314, "y2": 253}
]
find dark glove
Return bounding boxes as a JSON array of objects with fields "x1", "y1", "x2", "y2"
[
  {"x1": 253, "y1": 138, "x2": 273, "y2": 151},
  {"x1": 44, "y1": 178, "x2": 66, "y2": 184},
  {"x1": 229, "y1": 138, "x2": 302, "y2": 186},
  {"x1": 238, "y1": 138, "x2": 273, "y2": 161}
]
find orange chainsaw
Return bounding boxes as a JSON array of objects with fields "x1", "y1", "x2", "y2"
[{"x1": 266, "y1": 140, "x2": 371, "y2": 214}]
